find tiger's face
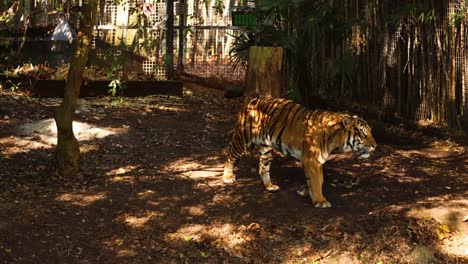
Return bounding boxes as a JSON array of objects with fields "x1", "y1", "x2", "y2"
[{"x1": 342, "y1": 116, "x2": 376, "y2": 159}]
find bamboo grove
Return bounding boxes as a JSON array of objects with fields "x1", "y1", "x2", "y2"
[{"x1": 247, "y1": 0, "x2": 467, "y2": 128}]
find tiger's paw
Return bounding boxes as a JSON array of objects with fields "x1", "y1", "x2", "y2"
[
  {"x1": 266, "y1": 184, "x2": 280, "y2": 192},
  {"x1": 223, "y1": 177, "x2": 236, "y2": 184},
  {"x1": 313, "y1": 201, "x2": 332, "y2": 208},
  {"x1": 222, "y1": 172, "x2": 236, "y2": 183},
  {"x1": 296, "y1": 185, "x2": 309, "y2": 197}
]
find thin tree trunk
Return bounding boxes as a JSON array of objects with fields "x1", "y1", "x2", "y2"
[
  {"x1": 54, "y1": 0, "x2": 98, "y2": 177},
  {"x1": 190, "y1": 0, "x2": 199, "y2": 67},
  {"x1": 448, "y1": 23, "x2": 460, "y2": 128},
  {"x1": 177, "y1": 0, "x2": 186, "y2": 72},
  {"x1": 462, "y1": 18, "x2": 468, "y2": 127},
  {"x1": 166, "y1": 0, "x2": 174, "y2": 79}
]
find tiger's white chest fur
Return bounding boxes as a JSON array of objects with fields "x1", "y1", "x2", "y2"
[{"x1": 272, "y1": 143, "x2": 302, "y2": 160}]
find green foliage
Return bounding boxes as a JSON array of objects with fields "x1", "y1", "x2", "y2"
[
  {"x1": 229, "y1": 31, "x2": 252, "y2": 68},
  {"x1": 8, "y1": 81, "x2": 20, "y2": 91},
  {"x1": 228, "y1": 0, "x2": 295, "y2": 68},
  {"x1": 451, "y1": 1, "x2": 467, "y2": 27},
  {"x1": 418, "y1": 9, "x2": 437, "y2": 24},
  {"x1": 229, "y1": 0, "x2": 360, "y2": 97},
  {"x1": 213, "y1": 0, "x2": 225, "y2": 15},
  {"x1": 335, "y1": 53, "x2": 357, "y2": 78},
  {"x1": 388, "y1": 3, "x2": 438, "y2": 25},
  {"x1": 101, "y1": 43, "x2": 128, "y2": 97},
  {"x1": 229, "y1": 24, "x2": 290, "y2": 68},
  {"x1": 110, "y1": 98, "x2": 124, "y2": 106},
  {"x1": 230, "y1": 0, "x2": 464, "y2": 106},
  {"x1": 286, "y1": 82, "x2": 302, "y2": 103},
  {"x1": 0, "y1": 79, "x2": 21, "y2": 91},
  {"x1": 107, "y1": 78, "x2": 126, "y2": 96},
  {"x1": 0, "y1": 39, "x2": 15, "y2": 64}
]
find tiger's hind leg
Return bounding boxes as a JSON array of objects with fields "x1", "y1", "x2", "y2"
[
  {"x1": 257, "y1": 145, "x2": 279, "y2": 192},
  {"x1": 223, "y1": 130, "x2": 246, "y2": 183},
  {"x1": 223, "y1": 156, "x2": 238, "y2": 183}
]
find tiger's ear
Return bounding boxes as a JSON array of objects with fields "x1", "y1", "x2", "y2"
[{"x1": 342, "y1": 116, "x2": 353, "y2": 128}]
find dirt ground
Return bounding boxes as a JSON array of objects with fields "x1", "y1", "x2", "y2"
[{"x1": 0, "y1": 84, "x2": 467, "y2": 263}]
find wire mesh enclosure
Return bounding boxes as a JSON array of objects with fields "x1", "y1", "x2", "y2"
[
  {"x1": 89, "y1": 0, "x2": 246, "y2": 83},
  {"x1": 11, "y1": 0, "x2": 247, "y2": 83}
]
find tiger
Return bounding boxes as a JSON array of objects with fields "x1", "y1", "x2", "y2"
[{"x1": 222, "y1": 97, "x2": 376, "y2": 208}]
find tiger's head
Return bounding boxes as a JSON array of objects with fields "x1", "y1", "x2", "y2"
[{"x1": 341, "y1": 116, "x2": 376, "y2": 159}]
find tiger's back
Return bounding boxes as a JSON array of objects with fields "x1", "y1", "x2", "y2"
[
  {"x1": 233, "y1": 98, "x2": 307, "y2": 158},
  {"x1": 231, "y1": 97, "x2": 348, "y2": 160}
]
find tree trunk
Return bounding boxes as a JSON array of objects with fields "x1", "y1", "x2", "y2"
[
  {"x1": 245, "y1": 46, "x2": 283, "y2": 100},
  {"x1": 54, "y1": 0, "x2": 98, "y2": 177}
]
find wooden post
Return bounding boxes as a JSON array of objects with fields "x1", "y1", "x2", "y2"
[{"x1": 245, "y1": 46, "x2": 283, "y2": 99}]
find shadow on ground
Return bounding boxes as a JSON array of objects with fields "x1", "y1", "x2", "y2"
[{"x1": 0, "y1": 87, "x2": 466, "y2": 263}]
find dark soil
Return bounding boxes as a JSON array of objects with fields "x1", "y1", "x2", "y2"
[{"x1": 0, "y1": 84, "x2": 467, "y2": 263}]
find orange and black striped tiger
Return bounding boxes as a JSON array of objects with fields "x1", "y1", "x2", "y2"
[{"x1": 223, "y1": 97, "x2": 376, "y2": 208}]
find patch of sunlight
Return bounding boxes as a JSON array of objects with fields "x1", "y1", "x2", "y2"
[
  {"x1": 16, "y1": 118, "x2": 125, "y2": 146},
  {"x1": 122, "y1": 212, "x2": 160, "y2": 228},
  {"x1": 56, "y1": 192, "x2": 108, "y2": 206},
  {"x1": 372, "y1": 167, "x2": 423, "y2": 183},
  {"x1": 153, "y1": 104, "x2": 186, "y2": 112},
  {"x1": 162, "y1": 157, "x2": 224, "y2": 179},
  {"x1": 283, "y1": 246, "x2": 356, "y2": 264},
  {"x1": 110, "y1": 95, "x2": 187, "y2": 112},
  {"x1": 106, "y1": 165, "x2": 139, "y2": 176},
  {"x1": 112, "y1": 176, "x2": 136, "y2": 183},
  {"x1": 117, "y1": 249, "x2": 138, "y2": 257},
  {"x1": 408, "y1": 198, "x2": 468, "y2": 259},
  {"x1": 103, "y1": 237, "x2": 136, "y2": 252},
  {"x1": 180, "y1": 205, "x2": 205, "y2": 217},
  {"x1": 396, "y1": 175, "x2": 425, "y2": 183},
  {"x1": 441, "y1": 233, "x2": 468, "y2": 258},
  {"x1": 183, "y1": 87, "x2": 194, "y2": 95},
  {"x1": 137, "y1": 190, "x2": 156, "y2": 198},
  {"x1": 408, "y1": 198, "x2": 467, "y2": 230},
  {"x1": 165, "y1": 223, "x2": 254, "y2": 257},
  {"x1": 80, "y1": 144, "x2": 97, "y2": 153},
  {"x1": 281, "y1": 244, "x2": 319, "y2": 264},
  {"x1": 0, "y1": 136, "x2": 50, "y2": 154}
]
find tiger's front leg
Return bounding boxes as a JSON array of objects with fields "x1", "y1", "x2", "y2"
[
  {"x1": 257, "y1": 145, "x2": 279, "y2": 192},
  {"x1": 302, "y1": 159, "x2": 331, "y2": 208}
]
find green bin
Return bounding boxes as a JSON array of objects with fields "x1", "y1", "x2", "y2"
[{"x1": 231, "y1": 10, "x2": 256, "y2": 26}]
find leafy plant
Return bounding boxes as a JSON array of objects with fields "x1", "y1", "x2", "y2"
[
  {"x1": 451, "y1": 1, "x2": 467, "y2": 27},
  {"x1": 228, "y1": 31, "x2": 254, "y2": 68},
  {"x1": 110, "y1": 98, "x2": 124, "y2": 106},
  {"x1": 228, "y1": 23, "x2": 292, "y2": 71},
  {"x1": 107, "y1": 78, "x2": 126, "y2": 96},
  {"x1": 7, "y1": 80, "x2": 21, "y2": 91}
]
